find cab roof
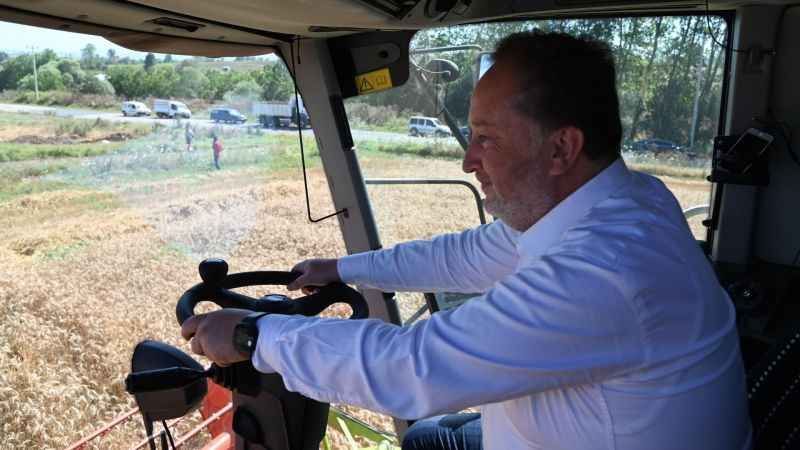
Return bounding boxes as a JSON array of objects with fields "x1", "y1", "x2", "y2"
[{"x1": 0, "y1": 0, "x2": 789, "y2": 56}]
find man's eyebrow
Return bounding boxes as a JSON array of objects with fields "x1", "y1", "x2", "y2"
[{"x1": 470, "y1": 118, "x2": 492, "y2": 128}]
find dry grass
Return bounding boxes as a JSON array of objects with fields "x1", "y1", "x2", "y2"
[
  {"x1": 0, "y1": 140, "x2": 710, "y2": 449},
  {"x1": 0, "y1": 114, "x2": 149, "y2": 144}
]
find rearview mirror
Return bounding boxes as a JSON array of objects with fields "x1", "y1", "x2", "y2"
[{"x1": 425, "y1": 58, "x2": 461, "y2": 84}]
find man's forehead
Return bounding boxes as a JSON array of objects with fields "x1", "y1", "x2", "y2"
[
  {"x1": 470, "y1": 61, "x2": 523, "y2": 121},
  {"x1": 470, "y1": 86, "x2": 518, "y2": 126}
]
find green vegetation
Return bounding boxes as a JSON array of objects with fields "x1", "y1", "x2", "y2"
[
  {"x1": 0, "y1": 161, "x2": 72, "y2": 202},
  {"x1": 0, "y1": 142, "x2": 124, "y2": 161},
  {"x1": 357, "y1": 140, "x2": 463, "y2": 160},
  {"x1": 39, "y1": 241, "x2": 90, "y2": 260}
]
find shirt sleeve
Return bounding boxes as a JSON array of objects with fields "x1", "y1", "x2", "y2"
[
  {"x1": 253, "y1": 249, "x2": 645, "y2": 420},
  {"x1": 337, "y1": 220, "x2": 520, "y2": 294}
]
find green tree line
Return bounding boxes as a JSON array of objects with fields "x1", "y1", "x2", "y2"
[{"x1": 0, "y1": 44, "x2": 293, "y2": 102}]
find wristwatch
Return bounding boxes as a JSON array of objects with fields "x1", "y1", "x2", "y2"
[{"x1": 233, "y1": 312, "x2": 269, "y2": 357}]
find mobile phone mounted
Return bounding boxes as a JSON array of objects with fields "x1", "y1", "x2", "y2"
[{"x1": 710, "y1": 128, "x2": 774, "y2": 186}]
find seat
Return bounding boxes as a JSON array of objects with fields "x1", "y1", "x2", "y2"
[{"x1": 747, "y1": 325, "x2": 800, "y2": 450}]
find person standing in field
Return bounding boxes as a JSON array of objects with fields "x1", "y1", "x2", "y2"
[
  {"x1": 185, "y1": 123, "x2": 194, "y2": 152},
  {"x1": 212, "y1": 134, "x2": 223, "y2": 170}
]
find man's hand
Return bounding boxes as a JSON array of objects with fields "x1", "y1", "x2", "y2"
[
  {"x1": 181, "y1": 308, "x2": 252, "y2": 366},
  {"x1": 287, "y1": 258, "x2": 341, "y2": 294}
]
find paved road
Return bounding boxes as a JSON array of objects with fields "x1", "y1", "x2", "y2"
[{"x1": 0, "y1": 102, "x2": 462, "y2": 147}]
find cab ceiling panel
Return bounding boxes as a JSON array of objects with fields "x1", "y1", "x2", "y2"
[
  {"x1": 0, "y1": 0, "x2": 744, "y2": 57},
  {"x1": 127, "y1": 0, "x2": 401, "y2": 34},
  {"x1": 0, "y1": 0, "x2": 285, "y2": 56},
  {"x1": 127, "y1": 0, "x2": 708, "y2": 32}
]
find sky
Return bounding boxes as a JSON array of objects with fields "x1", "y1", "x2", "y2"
[{"x1": 0, "y1": 21, "x2": 174, "y2": 59}]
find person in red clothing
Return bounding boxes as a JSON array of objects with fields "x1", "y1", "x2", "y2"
[{"x1": 212, "y1": 134, "x2": 223, "y2": 170}]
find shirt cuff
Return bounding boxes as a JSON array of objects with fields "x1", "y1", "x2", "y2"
[
  {"x1": 337, "y1": 252, "x2": 373, "y2": 284},
  {"x1": 252, "y1": 314, "x2": 294, "y2": 374}
]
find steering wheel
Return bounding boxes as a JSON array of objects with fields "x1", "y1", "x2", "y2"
[{"x1": 176, "y1": 258, "x2": 369, "y2": 325}]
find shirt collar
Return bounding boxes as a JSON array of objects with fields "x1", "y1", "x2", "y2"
[{"x1": 515, "y1": 157, "x2": 632, "y2": 259}]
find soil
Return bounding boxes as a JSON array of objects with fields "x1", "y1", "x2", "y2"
[{"x1": 7, "y1": 132, "x2": 134, "y2": 145}]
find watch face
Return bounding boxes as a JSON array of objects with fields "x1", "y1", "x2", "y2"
[{"x1": 233, "y1": 323, "x2": 256, "y2": 355}]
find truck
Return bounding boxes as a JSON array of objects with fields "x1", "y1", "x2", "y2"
[
  {"x1": 153, "y1": 99, "x2": 192, "y2": 119},
  {"x1": 251, "y1": 97, "x2": 308, "y2": 129}
]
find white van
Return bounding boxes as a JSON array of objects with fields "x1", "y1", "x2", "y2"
[
  {"x1": 121, "y1": 101, "x2": 151, "y2": 117},
  {"x1": 408, "y1": 116, "x2": 451, "y2": 137},
  {"x1": 153, "y1": 99, "x2": 192, "y2": 119}
]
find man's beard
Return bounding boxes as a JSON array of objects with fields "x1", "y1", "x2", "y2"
[{"x1": 483, "y1": 177, "x2": 556, "y2": 232}]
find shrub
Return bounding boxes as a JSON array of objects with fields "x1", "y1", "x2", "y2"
[
  {"x1": 79, "y1": 76, "x2": 116, "y2": 96},
  {"x1": 345, "y1": 102, "x2": 410, "y2": 132}
]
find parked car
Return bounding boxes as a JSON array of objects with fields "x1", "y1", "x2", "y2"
[
  {"x1": 628, "y1": 138, "x2": 684, "y2": 153},
  {"x1": 408, "y1": 116, "x2": 452, "y2": 137},
  {"x1": 153, "y1": 99, "x2": 192, "y2": 119},
  {"x1": 121, "y1": 101, "x2": 151, "y2": 117},
  {"x1": 210, "y1": 107, "x2": 247, "y2": 124}
]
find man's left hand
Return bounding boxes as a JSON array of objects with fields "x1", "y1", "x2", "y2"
[{"x1": 181, "y1": 308, "x2": 253, "y2": 366}]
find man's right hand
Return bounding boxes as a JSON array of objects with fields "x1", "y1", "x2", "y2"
[{"x1": 287, "y1": 258, "x2": 341, "y2": 294}]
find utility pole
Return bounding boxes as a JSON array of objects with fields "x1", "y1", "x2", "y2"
[{"x1": 30, "y1": 46, "x2": 39, "y2": 101}]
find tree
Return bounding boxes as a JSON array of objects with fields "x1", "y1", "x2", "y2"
[
  {"x1": 57, "y1": 59, "x2": 85, "y2": 88},
  {"x1": 0, "y1": 50, "x2": 58, "y2": 91},
  {"x1": 627, "y1": 17, "x2": 665, "y2": 141},
  {"x1": 251, "y1": 62, "x2": 293, "y2": 101},
  {"x1": 223, "y1": 79, "x2": 261, "y2": 104},
  {"x1": 200, "y1": 69, "x2": 244, "y2": 100},
  {"x1": 79, "y1": 76, "x2": 116, "y2": 95},
  {"x1": 143, "y1": 65, "x2": 180, "y2": 97},
  {"x1": 18, "y1": 61, "x2": 64, "y2": 91},
  {"x1": 174, "y1": 66, "x2": 207, "y2": 98},
  {"x1": 106, "y1": 49, "x2": 117, "y2": 65},
  {"x1": 164, "y1": 54, "x2": 173, "y2": 63},
  {"x1": 107, "y1": 65, "x2": 147, "y2": 98},
  {"x1": 80, "y1": 43, "x2": 100, "y2": 70},
  {"x1": 144, "y1": 53, "x2": 156, "y2": 71}
]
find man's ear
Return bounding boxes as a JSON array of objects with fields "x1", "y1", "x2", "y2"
[{"x1": 548, "y1": 126, "x2": 584, "y2": 176}]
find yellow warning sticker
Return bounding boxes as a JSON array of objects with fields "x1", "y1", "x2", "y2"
[{"x1": 355, "y1": 68, "x2": 393, "y2": 95}]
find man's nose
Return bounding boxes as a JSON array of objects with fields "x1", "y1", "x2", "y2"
[{"x1": 462, "y1": 140, "x2": 481, "y2": 173}]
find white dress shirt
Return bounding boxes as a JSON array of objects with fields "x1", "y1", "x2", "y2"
[{"x1": 253, "y1": 158, "x2": 752, "y2": 449}]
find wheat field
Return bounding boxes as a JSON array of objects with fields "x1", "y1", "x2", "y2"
[{"x1": 0, "y1": 135, "x2": 710, "y2": 449}]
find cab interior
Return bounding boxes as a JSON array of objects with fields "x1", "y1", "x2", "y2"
[{"x1": 1, "y1": 0, "x2": 799, "y2": 449}]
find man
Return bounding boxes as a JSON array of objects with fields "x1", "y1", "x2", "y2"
[
  {"x1": 182, "y1": 31, "x2": 751, "y2": 449},
  {"x1": 212, "y1": 134, "x2": 223, "y2": 170},
  {"x1": 185, "y1": 123, "x2": 194, "y2": 152}
]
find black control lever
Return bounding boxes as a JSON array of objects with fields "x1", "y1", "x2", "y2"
[
  {"x1": 127, "y1": 362, "x2": 262, "y2": 397},
  {"x1": 126, "y1": 366, "x2": 209, "y2": 393}
]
